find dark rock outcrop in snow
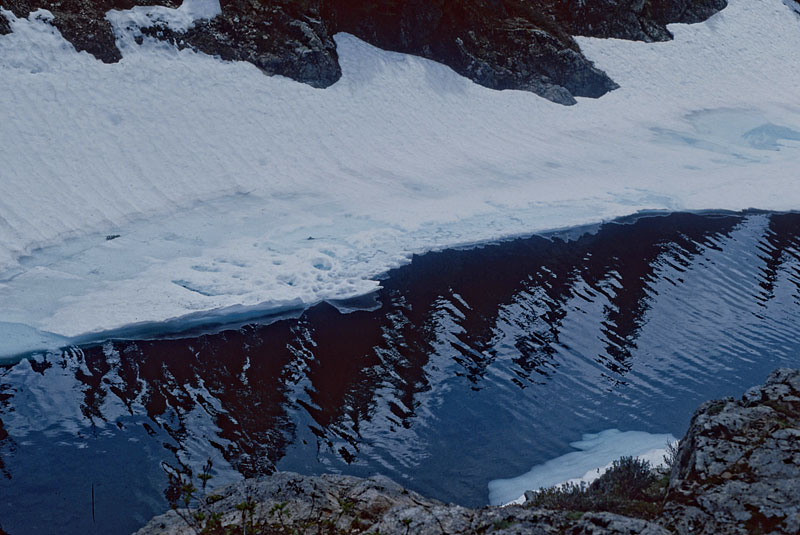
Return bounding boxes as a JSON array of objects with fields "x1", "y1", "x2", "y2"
[
  {"x1": 323, "y1": 0, "x2": 617, "y2": 104},
  {"x1": 0, "y1": 0, "x2": 729, "y2": 103},
  {"x1": 542, "y1": 0, "x2": 728, "y2": 42},
  {"x1": 0, "y1": 10, "x2": 10, "y2": 34},
  {"x1": 141, "y1": 0, "x2": 341, "y2": 88},
  {"x1": 1, "y1": 0, "x2": 179, "y2": 62},
  {"x1": 136, "y1": 369, "x2": 800, "y2": 535}
]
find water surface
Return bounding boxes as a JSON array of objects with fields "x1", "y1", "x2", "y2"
[{"x1": 1, "y1": 211, "x2": 799, "y2": 534}]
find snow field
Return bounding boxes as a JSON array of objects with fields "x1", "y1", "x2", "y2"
[
  {"x1": 488, "y1": 429, "x2": 677, "y2": 506},
  {"x1": 0, "y1": 0, "x2": 799, "y2": 357}
]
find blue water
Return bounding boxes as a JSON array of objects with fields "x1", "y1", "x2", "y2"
[{"x1": 1, "y1": 211, "x2": 799, "y2": 534}]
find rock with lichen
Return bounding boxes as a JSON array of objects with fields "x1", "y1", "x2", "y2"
[{"x1": 659, "y1": 368, "x2": 800, "y2": 535}]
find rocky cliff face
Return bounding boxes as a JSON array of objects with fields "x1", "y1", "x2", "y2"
[
  {"x1": 0, "y1": 9, "x2": 10, "y2": 33},
  {"x1": 323, "y1": 0, "x2": 617, "y2": 104},
  {"x1": 141, "y1": 0, "x2": 342, "y2": 88},
  {"x1": 0, "y1": 0, "x2": 728, "y2": 104},
  {"x1": 661, "y1": 367, "x2": 800, "y2": 534},
  {"x1": 541, "y1": 0, "x2": 728, "y2": 41},
  {"x1": 2, "y1": 0, "x2": 179, "y2": 62},
  {"x1": 135, "y1": 368, "x2": 800, "y2": 535}
]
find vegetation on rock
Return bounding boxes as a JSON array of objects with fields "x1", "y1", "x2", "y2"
[{"x1": 524, "y1": 456, "x2": 670, "y2": 520}]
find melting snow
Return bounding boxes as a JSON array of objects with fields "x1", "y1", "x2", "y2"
[
  {"x1": 488, "y1": 429, "x2": 677, "y2": 506},
  {"x1": 0, "y1": 0, "x2": 799, "y2": 358}
]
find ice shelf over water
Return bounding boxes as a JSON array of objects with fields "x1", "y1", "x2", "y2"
[
  {"x1": 1, "y1": 0, "x2": 799, "y2": 358},
  {"x1": 488, "y1": 429, "x2": 677, "y2": 506}
]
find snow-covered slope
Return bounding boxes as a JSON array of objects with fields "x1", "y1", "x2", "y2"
[{"x1": 0, "y1": 0, "x2": 798, "y2": 358}]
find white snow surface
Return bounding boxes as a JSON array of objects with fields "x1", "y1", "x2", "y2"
[
  {"x1": 0, "y1": 0, "x2": 799, "y2": 358},
  {"x1": 106, "y1": 0, "x2": 221, "y2": 34},
  {"x1": 488, "y1": 429, "x2": 677, "y2": 506}
]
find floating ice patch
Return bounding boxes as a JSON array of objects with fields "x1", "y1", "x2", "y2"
[{"x1": 487, "y1": 429, "x2": 677, "y2": 506}]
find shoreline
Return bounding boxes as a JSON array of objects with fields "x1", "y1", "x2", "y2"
[{"x1": 135, "y1": 368, "x2": 800, "y2": 534}]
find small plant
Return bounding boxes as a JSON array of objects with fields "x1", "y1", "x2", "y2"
[
  {"x1": 235, "y1": 498, "x2": 257, "y2": 535},
  {"x1": 162, "y1": 463, "x2": 374, "y2": 535},
  {"x1": 707, "y1": 400, "x2": 727, "y2": 416},
  {"x1": 492, "y1": 518, "x2": 517, "y2": 529},
  {"x1": 525, "y1": 456, "x2": 667, "y2": 520},
  {"x1": 663, "y1": 440, "x2": 680, "y2": 472},
  {"x1": 199, "y1": 459, "x2": 214, "y2": 491}
]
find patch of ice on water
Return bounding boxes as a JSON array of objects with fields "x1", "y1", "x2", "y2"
[{"x1": 488, "y1": 429, "x2": 677, "y2": 506}]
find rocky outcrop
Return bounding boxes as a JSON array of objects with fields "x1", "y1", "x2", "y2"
[
  {"x1": 0, "y1": 0, "x2": 730, "y2": 104},
  {"x1": 141, "y1": 0, "x2": 341, "y2": 88},
  {"x1": 136, "y1": 471, "x2": 671, "y2": 535},
  {"x1": 136, "y1": 369, "x2": 800, "y2": 535},
  {"x1": 660, "y1": 368, "x2": 800, "y2": 534},
  {"x1": 1, "y1": 0, "x2": 181, "y2": 62},
  {"x1": 0, "y1": 10, "x2": 10, "y2": 34},
  {"x1": 541, "y1": 0, "x2": 728, "y2": 42},
  {"x1": 323, "y1": 0, "x2": 617, "y2": 104}
]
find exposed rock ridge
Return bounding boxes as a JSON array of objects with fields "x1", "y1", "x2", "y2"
[
  {"x1": 135, "y1": 368, "x2": 800, "y2": 535},
  {"x1": 0, "y1": 10, "x2": 10, "y2": 33},
  {"x1": 140, "y1": 0, "x2": 341, "y2": 88},
  {"x1": 0, "y1": 0, "x2": 729, "y2": 104},
  {"x1": 543, "y1": 0, "x2": 728, "y2": 42},
  {"x1": 322, "y1": 0, "x2": 618, "y2": 104},
  {"x1": 661, "y1": 367, "x2": 800, "y2": 534},
  {"x1": 1, "y1": 0, "x2": 181, "y2": 62}
]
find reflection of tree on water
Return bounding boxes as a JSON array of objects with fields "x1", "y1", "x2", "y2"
[
  {"x1": 428, "y1": 213, "x2": 742, "y2": 384},
  {"x1": 0, "y1": 411, "x2": 10, "y2": 481},
  {"x1": 85, "y1": 325, "x2": 301, "y2": 478},
  {"x1": 0, "y1": 211, "x2": 798, "y2": 520},
  {"x1": 754, "y1": 213, "x2": 800, "y2": 307},
  {"x1": 579, "y1": 214, "x2": 740, "y2": 378}
]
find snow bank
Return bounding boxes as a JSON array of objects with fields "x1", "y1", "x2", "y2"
[
  {"x1": 488, "y1": 429, "x2": 677, "y2": 506},
  {"x1": 0, "y1": 0, "x2": 799, "y2": 358},
  {"x1": 106, "y1": 0, "x2": 221, "y2": 35}
]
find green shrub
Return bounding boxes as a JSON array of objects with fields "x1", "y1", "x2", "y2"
[{"x1": 525, "y1": 456, "x2": 667, "y2": 520}]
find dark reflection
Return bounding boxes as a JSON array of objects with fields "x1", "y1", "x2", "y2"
[
  {"x1": 1, "y1": 211, "x2": 799, "y2": 535},
  {"x1": 755, "y1": 213, "x2": 800, "y2": 306},
  {"x1": 91, "y1": 324, "x2": 301, "y2": 477}
]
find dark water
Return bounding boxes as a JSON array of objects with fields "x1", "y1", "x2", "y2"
[{"x1": 1, "y1": 211, "x2": 799, "y2": 534}]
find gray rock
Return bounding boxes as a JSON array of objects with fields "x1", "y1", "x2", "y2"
[
  {"x1": 661, "y1": 368, "x2": 800, "y2": 535},
  {"x1": 571, "y1": 512, "x2": 670, "y2": 535}
]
